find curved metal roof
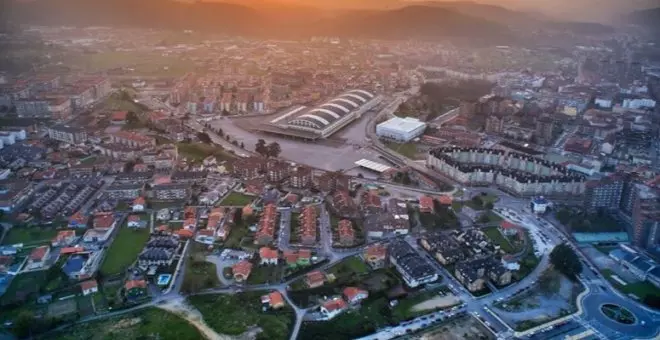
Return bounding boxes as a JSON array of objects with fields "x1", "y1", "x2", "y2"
[{"x1": 288, "y1": 89, "x2": 375, "y2": 131}]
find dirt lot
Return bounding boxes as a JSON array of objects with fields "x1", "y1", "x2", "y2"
[
  {"x1": 412, "y1": 295, "x2": 461, "y2": 312},
  {"x1": 415, "y1": 316, "x2": 494, "y2": 340}
]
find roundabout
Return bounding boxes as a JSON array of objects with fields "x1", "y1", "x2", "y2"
[{"x1": 600, "y1": 303, "x2": 636, "y2": 325}]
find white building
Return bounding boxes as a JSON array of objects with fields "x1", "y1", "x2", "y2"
[
  {"x1": 531, "y1": 196, "x2": 550, "y2": 214},
  {"x1": 622, "y1": 98, "x2": 656, "y2": 110},
  {"x1": 376, "y1": 116, "x2": 427, "y2": 142}
]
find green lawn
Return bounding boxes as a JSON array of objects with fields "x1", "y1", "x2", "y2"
[
  {"x1": 223, "y1": 220, "x2": 249, "y2": 249},
  {"x1": 0, "y1": 271, "x2": 46, "y2": 305},
  {"x1": 99, "y1": 224, "x2": 151, "y2": 276},
  {"x1": 384, "y1": 142, "x2": 420, "y2": 159},
  {"x1": 1, "y1": 227, "x2": 59, "y2": 245},
  {"x1": 188, "y1": 291, "x2": 295, "y2": 340},
  {"x1": 177, "y1": 142, "x2": 234, "y2": 163},
  {"x1": 248, "y1": 265, "x2": 283, "y2": 285},
  {"x1": 483, "y1": 226, "x2": 515, "y2": 253},
  {"x1": 327, "y1": 256, "x2": 370, "y2": 278},
  {"x1": 299, "y1": 298, "x2": 391, "y2": 340},
  {"x1": 218, "y1": 192, "x2": 255, "y2": 206},
  {"x1": 181, "y1": 243, "x2": 221, "y2": 294},
  {"x1": 602, "y1": 269, "x2": 660, "y2": 301},
  {"x1": 51, "y1": 308, "x2": 202, "y2": 340},
  {"x1": 391, "y1": 286, "x2": 456, "y2": 323}
]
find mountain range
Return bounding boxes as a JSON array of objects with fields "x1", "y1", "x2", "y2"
[{"x1": 0, "y1": 0, "x2": 635, "y2": 43}]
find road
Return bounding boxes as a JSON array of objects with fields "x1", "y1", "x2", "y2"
[{"x1": 186, "y1": 119, "x2": 252, "y2": 157}]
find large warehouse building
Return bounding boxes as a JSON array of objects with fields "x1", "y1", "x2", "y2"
[
  {"x1": 376, "y1": 116, "x2": 427, "y2": 142},
  {"x1": 278, "y1": 89, "x2": 381, "y2": 138}
]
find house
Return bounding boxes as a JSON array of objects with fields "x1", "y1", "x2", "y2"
[
  {"x1": 68, "y1": 211, "x2": 88, "y2": 228},
  {"x1": 51, "y1": 230, "x2": 77, "y2": 247},
  {"x1": 80, "y1": 279, "x2": 98, "y2": 296},
  {"x1": 299, "y1": 205, "x2": 318, "y2": 246},
  {"x1": 261, "y1": 291, "x2": 285, "y2": 309},
  {"x1": 132, "y1": 197, "x2": 146, "y2": 212},
  {"x1": 419, "y1": 195, "x2": 434, "y2": 213},
  {"x1": 156, "y1": 208, "x2": 171, "y2": 221},
  {"x1": 25, "y1": 246, "x2": 50, "y2": 270},
  {"x1": 389, "y1": 240, "x2": 438, "y2": 288},
  {"x1": 127, "y1": 215, "x2": 146, "y2": 228},
  {"x1": 124, "y1": 280, "x2": 147, "y2": 299},
  {"x1": 259, "y1": 247, "x2": 279, "y2": 265},
  {"x1": 305, "y1": 270, "x2": 325, "y2": 288},
  {"x1": 60, "y1": 246, "x2": 84, "y2": 255},
  {"x1": 93, "y1": 212, "x2": 117, "y2": 230},
  {"x1": 337, "y1": 219, "x2": 355, "y2": 246},
  {"x1": 232, "y1": 260, "x2": 253, "y2": 282},
  {"x1": 499, "y1": 221, "x2": 519, "y2": 237},
  {"x1": 363, "y1": 243, "x2": 387, "y2": 269},
  {"x1": 343, "y1": 287, "x2": 369, "y2": 304},
  {"x1": 455, "y1": 257, "x2": 512, "y2": 292},
  {"x1": 320, "y1": 298, "x2": 348, "y2": 320},
  {"x1": 255, "y1": 204, "x2": 277, "y2": 245}
]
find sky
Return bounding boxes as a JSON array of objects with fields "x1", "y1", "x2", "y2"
[{"x1": 208, "y1": 0, "x2": 659, "y2": 22}]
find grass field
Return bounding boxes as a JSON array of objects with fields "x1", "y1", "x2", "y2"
[
  {"x1": 384, "y1": 142, "x2": 420, "y2": 160},
  {"x1": 483, "y1": 227, "x2": 515, "y2": 253},
  {"x1": 327, "y1": 256, "x2": 370, "y2": 278},
  {"x1": 1, "y1": 227, "x2": 59, "y2": 245},
  {"x1": 247, "y1": 265, "x2": 283, "y2": 285},
  {"x1": 602, "y1": 269, "x2": 660, "y2": 301},
  {"x1": 51, "y1": 307, "x2": 202, "y2": 340},
  {"x1": 65, "y1": 51, "x2": 192, "y2": 77},
  {"x1": 223, "y1": 220, "x2": 249, "y2": 249},
  {"x1": 218, "y1": 192, "x2": 255, "y2": 206},
  {"x1": 188, "y1": 291, "x2": 295, "y2": 340},
  {"x1": 176, "y1": 142, "x2": 234, "y2": 163},
  {"x1": 181, "y1": 243, "x2": 220, "y2": 294},
  {"x1": 99, "y1": 224, "x2": 151, "y2": 276}
]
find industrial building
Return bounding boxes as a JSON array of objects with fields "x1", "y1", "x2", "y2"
[
  {"x1": 376, "y1": 116, "x2": 427, "y2": 142},
  {"x1": 261, "y1": 89, "x2": 381, "y2": 140}
]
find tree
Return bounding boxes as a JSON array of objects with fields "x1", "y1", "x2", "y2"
[
  {"x1": 267, "y1": 142, "x2": 281, "y2": 158},
  {"x1": 643, "y1": 295, "x2": 660, "y2": 309},
  {"x1": 240, "y1": 142, "x2": 245, "y2": 149},
  {"x1": 255, "y1": 139, "x2": 268, "y2": 156},
  {"x1": 222, "y1": 109, "x2": 230, "y2": 116},
  {"x1": 225, "y1": 135, "x2": 230, "y2": 141},
  {"x1": 216, "y1": 128, "x2": 224, "y2": 137},
  {"x1": 485, "y1": 202, "x2": 494, "y2": 210},
  {"x1": 231, "y1": 140, "x2": 239, "y2": 146},
  {"x1": 549, "y1": 243, "x2": 583, "y2": 280},
  {"x1": 233, "y1": 207, "x2": 243, "y2": 223},
  {"x1": 196, "y1": 132, "x2": 212, "y2": 144}
]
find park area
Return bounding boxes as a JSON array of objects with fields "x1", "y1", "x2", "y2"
[
  {"x1": 51, "y1": 308, "x2": 202, "y2": 340},
  {"x1": 493, "y1": 269, "x2": 583, "y2": 331},
  {"x1": 99, "y1": 222, "x2": 151, "y2": 276},
  {"x1": 601, "y1": 269, "x2": 660, "y2": 303},
  {"x1": 176, "y1": 142, "x2": 234, "y2": 163},
  {"x1": 180, "y1": 243, "x2": 220, "y2": 294},
  {"x1": 218, "y1": 192, "x2": 255, "y2": 206},
  {"x1": 188, "y1": 291, "x2": 295, "y2": 340}
]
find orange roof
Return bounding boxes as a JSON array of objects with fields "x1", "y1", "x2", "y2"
[
  {"x1": 60, "y1": 246, "x2": 84, "y2": 255},
  {"x1": 232, "y1": 260, "x2": 253, "y2": 277},
  {"x1": 500, "y1": 220, "x2": 518, "y2": 229},
  {"x1": 365, "y1": 244, "x2": 387, "y2": 259},
  {"x1": 306, "y1": 270, "x2": 325, "y2": 284},
  {"x1": 419, "y1": 195, "x2": 434, "y2": 209},
  {"x1": 69, "y1": 211, "x2": 87, "y2": 225},
  {"x1": 283, "y1": 250, "x2": 298, "y2": 264},
  {"x1": 176, "y1": 229, "x2": 194, "y2": 238},
  {"x1": 127, "y1": 215, "x2": 141, "y2": 222},
  {"x1": 124, "y1": 280, "x2": 147, "y2": 291},
  {"x1": 198, "y1": 229, "x2": 214, "y2": 237},
  {"x1": 437, "y1": 195, "x2": 453, "y2": 205},
  {"x1": 112, "y1": 111, "x2": 128, "y2": 121},
  {"x1": 322, "y1": 298, "x2": 347, "y2": 312},
  {"x1": 343, "y1": 287, "x2": 367, "y2": 301},
  {"x1": 53, "y1": 230, "x2": 76, "y2": 242},
  {"x1": 80, "y1": 279, "x2": 98, "y2": 291},
  {"x1": 298, "y1": 249, "x2": 312, "y2": 259},
  {"x1": 157, "y1": 225, "x2": 170, "y2": 232},
  {"x1": 93, "y1": 213, "x2": 115, "y2": 229},
  {"x1": 29, "y1": 246, "x2": 49, "y2": 261},
  {"x1": 338, "y1": 220, "x2": 354, "y2": 238},
  {"x1": 153, "y1": 175, "x2": 171, "y2": 185},
  {"x1": 268, "y1": 291, "x2": 284, "y2": 306},
  {"x1": 259, "y1": 247, "x2": 279, "y2": 260},
  {"x1": 184, "y1": 218, "x2": 197, "y2": 228}
]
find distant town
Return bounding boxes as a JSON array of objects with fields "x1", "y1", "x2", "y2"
[{"x1": 0, "y1": 10, "x2": 659, "y2": 340}]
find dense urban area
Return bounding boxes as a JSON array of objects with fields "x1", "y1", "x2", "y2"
[{"x1": 0, "y1": 1, "x2": 660, "y2": 340}]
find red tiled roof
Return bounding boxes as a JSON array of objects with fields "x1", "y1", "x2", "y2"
[
  {"x1": 124, "y1": 280, "x2": 147, "y2": 291},
  {"x1": 127, "y1": 215, "x2": 141, "y2": 222},
  {"x1": 112, "y1": 111, "x2": 128, "y2": 121},
  {"x1": 306, "y1": 270, "x2": 325, "y2": 285},
  {"x1": 419, "y1": 195, "x2": 434, "y2": 210},
  {"x1": 232, "y1": 260, "x2": 253, "y2": 277},
  {"x1": 338, "y1": 219, "x2": 354, "y2": 238},
  {"x1": 80, "y1": 279, "x2": 98, "y2": 291},
  {"x1": 322, "y1": 298, "x2": 347, "y2": 312},
  {"x1": 93, "y1": 213, "x2": 115, "y2": 229},
  {"x1": 343, "y1": 287, "x2": 368, "y2": 301},
  {"x1": 133, "y1": 197, "x2": 146, "y2": 205},
  {"x1": 259, "y1": 247, "x2": 279, "y2": 260},
  {"x1": 365, "y1": 244, "x2": 387, "y2": 259},
  {"x1": 500, "y1": 220, "x2": 518, "y2": 229},
  {"x1": 60, "y1": 246, "x2": 84, "y2": 255},
  {"x1": 30, "y1": 246, "x2": 48, "y2": 261}
]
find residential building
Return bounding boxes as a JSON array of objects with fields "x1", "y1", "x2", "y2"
[
  {"x1": 343, "y1": 287, "x2": 368, "y2": 304},
  {"x1": 132, "y1": 197, "x2": 146, "y2": 212},
  {"x1": 110, "y1": 131, "x2": 156, "y2": 148},
  {"x1": 261, "y1": 291, "x2": 285, "y2": 309},
  {"x1": 255, "y1": 204, "x2": 278, "y2": 245},
  {"x1": 419, "y1": 195, "x2": 434, "y2": 213},
  {"x1": 152, "y1": 183, "x2": 191, "y2": 201},
  {"x1": 305, "y1": 270, "x2": 325, "y2": 288},
  {"x1": 455, "y1": 257, "x2": 512, "y2": 292},
  {"x1": 337, "y1": 219, "x2": 355, "y2": 246},
  {"x1": 320, "y1": 298, "x2": 348, "y2": 320},
  {"x1": 51, "y1": 230, "x2": 77, "y2": 247},
  {"x1": 389, "y1": 240, "x2": 438, "y2": 288},
  {"x1": 124, "y1": 280, "x2": 147, "y2": 299},
  {"x1": 25, "y1": 246, "x2": 50, "y2": 270},
  {"x1": 316, "y1": 171, "x2": 349, "y2": 192},
  {"x1": 290, "y1": 166, "x2": 312, "y2": 189},
  {"x1": 259, "y1": 247, "x2": 279, "y2": 265},
  {"x1": 80, "y1": 280, "x2": 98, "y2": 296},
  {"x1": 105, "y1": 183, "x2": 143, "y2": 200},
  {"x1": 48, "y1": 124, "x2": 87, "y2": 144},
  {"x1": 232, "y1": 260, "x2": 253, "y2": 282},
  {"x1": 299, "y1": 205, "x2": 317, "y2": 246},
  {"x1": 363, "y1": 243, "x2": 387, "y2": 269}
]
